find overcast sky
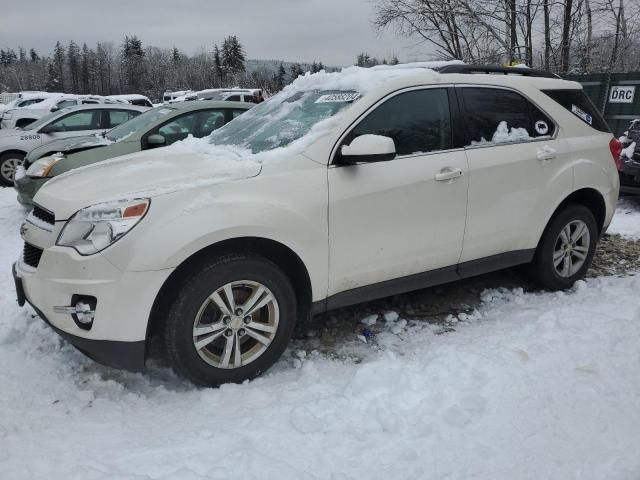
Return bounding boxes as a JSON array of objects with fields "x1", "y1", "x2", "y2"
[{"x1": 0, "y1": 0, "x2": 430, "y2": 65}]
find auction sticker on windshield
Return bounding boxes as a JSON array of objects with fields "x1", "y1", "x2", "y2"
[{"x1": 315, "y1": 92, "x2": 361, "y2": 103}]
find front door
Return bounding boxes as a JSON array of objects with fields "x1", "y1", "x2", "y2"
[
  {"x1": 41, "y1": 109, "x2": 104, "y2": 142},
  {"x1": 328, "y1": 87, "x2": 469, "y2": 296}
]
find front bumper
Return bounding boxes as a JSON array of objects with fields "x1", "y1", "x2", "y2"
[
  {"x1": 14, "y1": 173, "x2": 47, "y2": 207},
  {"x1": 13, "y1": 243, "x2": 173, "y2": 370},
  {"x1": 14, "y1": 264, "x2": 144, "y2": 369}
]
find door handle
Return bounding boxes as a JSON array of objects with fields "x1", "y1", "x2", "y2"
[
  {"x1": 537, "y1": 146, "x2": 556, "y2": 161},
  {"x1": 434, "y1": 167, "x2": 463, "y2": 182}
]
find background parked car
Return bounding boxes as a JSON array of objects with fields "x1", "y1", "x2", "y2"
[
  {"x1": 162, "y1": 90, "x2": 193, "y2": 102},
  {"x1": 15, "y1": 100, "x2": 252, "y2": 204},
  {"x1": 1, "y1": 94, "x2": 110, "y2": 129},
  {"x1": 106, "y1": 94, "x2": 154, "y2": 108},
  {"x1": 619, "y1": 119, "x2": 640, "y2": 194},
  {"x1": 0, "y1": 104, "x2": 147, "y2": 186},
  {"x1": 170, "y1": 88, "x2": 262, "y2": 103},
  {"x1": 0, "y1": 92, "x2": 57, "y2": 116}
]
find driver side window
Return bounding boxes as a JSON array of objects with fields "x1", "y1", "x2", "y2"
[
  {"x1": 155, "y1": 112, "x2": 200, "y2": 146},
  {"x1": 348, "y1": 88, "x2": 452, "y2": 156}
]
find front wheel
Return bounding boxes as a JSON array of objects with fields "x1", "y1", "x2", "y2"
[
  {"x1": 163, "y1": 254, "x2": 297, "y2": 387},
  {"x1": 531, "y1": 204, "x2": 598, "y2": 290},
  {"x1": 0, "y1": 152, "x2": 25, "y2": 187}
]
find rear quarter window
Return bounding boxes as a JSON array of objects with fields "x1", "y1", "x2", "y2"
[{"x1": 542, "y1": 89, "x2": 610, "y2": 133}]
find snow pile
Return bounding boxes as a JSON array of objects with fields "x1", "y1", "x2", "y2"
[
  {"x1": 621, "y1": 141, "x2": 636, "y2": 159},
  {"x1": 472, "y1": 121, "x2": 532, "y2": 145},
  {"x1": 1, "y1": 190, "x2": 640, "y2": 478},
  {"x1": 609, "y1": 198, "x2": 640, "y2": 238}
]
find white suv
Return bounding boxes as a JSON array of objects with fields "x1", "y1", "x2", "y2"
[{"x1": 13, "y1": 64, "x2": 620, "y2": 386}]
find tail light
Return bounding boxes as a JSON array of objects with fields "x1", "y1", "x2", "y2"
[{"x1": 610, "y1": 137, "x2": 623, "y2": 171}]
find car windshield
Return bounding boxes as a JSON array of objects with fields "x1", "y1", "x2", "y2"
[
  {"x1": 209, "y1": 90, "x2": 360, "y2": 153},
  {"x1": 106, "y1": 106, "x2": 176, "y2": 142}
]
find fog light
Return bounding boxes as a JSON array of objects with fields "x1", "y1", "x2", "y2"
[{"x1": 53, "y1": 295, "x2": 97, "y2": 330}]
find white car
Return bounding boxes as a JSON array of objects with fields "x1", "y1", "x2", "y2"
[
  {"x1": 0, "y1": 92, "x2": 61, "y2": 117},
  {"x1": 14, "y1": 63, "x2": 620, "y2": 387},
  {"x1": 105, "y1": 94, "x2": 153, "y2": 108},
  {"x1": 1, "y1": 94, "x2": 112, "y2": 130},
  {"x1": 0, "y1": 104, "x2": 147, "y2": 185}
]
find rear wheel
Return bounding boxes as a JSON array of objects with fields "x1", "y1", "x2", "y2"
[
  {"x1": 163, "y1": 254, "x2": 297, "y2": 387},
  {"x1": 531, "y1": 204, "x2": 598, "y2": 290},
  {"x1": 0, "y1": 152, "x2": 25, "y2": 186}
]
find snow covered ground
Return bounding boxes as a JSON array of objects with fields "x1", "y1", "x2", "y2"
[{"x1": 1, "y1": 187, "x2": 640, "y2": 480}]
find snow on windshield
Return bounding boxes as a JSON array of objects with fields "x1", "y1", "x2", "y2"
[{"x1": 165, "y1": 61, "x2": 462, "y2": 162}]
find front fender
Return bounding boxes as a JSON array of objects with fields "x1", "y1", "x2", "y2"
[{"x1": 101, "y1": 164, "x2": 329, "y2": 301}]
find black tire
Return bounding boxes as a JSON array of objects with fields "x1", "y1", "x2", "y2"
[
  {"x1": 531, "y1": 204, "x2": 598, "y2": 290},
  {"x1": 163, "y1": 253, "x2": 297, "y2": 387},
  {"x1": 0, "y1": 152, "x2": 25, "y2": 187}
]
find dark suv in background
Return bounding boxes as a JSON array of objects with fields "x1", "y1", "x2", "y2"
[{"x1": 619, "y1": 119, "x2": 640, "y2": 194}]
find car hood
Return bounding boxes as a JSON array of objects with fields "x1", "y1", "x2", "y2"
[
  {"x1": 35, "y1": 146, "x2": 262, "y2": 220},
  {"x1": 27, "y1": 135, "x2": 108, "y2": 162}
]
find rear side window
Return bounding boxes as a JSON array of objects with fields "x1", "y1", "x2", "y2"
[
  {"x1": 349, "y1": 88, "x2": 452, "y2": 156},
  {"x1": 542, "y1": 89, "x2": 610, "y2": 132},
  {"x1": 227, "y1": 95, "x2": 241, "y2": 102},
  {"x1": 108, "y1": 110, "x2": 139, "y2": 128},
  {"x1": 461, "y1": 88, "x2": 555, "y2": 145}
]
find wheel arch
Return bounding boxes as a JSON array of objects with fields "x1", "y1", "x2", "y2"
[
  {"x1": 15, "y1": 118, "x2": 37, "y2": 128},
  {"x1": 145, "y1": 236, "x2": 313, "y2": 343},
  {"x1": 0, "y1": 149, "x2": 28, "y2": 159},
  {"x1": 538, "y1": 188, "x2": 606, "y2": 252}
]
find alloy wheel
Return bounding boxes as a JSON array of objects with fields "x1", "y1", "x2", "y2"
[
  {"x1": 192, "y1": 280, "x2": 279, "y2": 369},
  {"x1": 552, "y1": 219, "x2": 591, "y2": 278},
  {"x1": 1, "y1": 157, "x2": 21, "y2": 183}
]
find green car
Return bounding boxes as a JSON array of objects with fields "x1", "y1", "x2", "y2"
[{"x1": 15, "y1": 100, "x2": 252, "y2": 206}]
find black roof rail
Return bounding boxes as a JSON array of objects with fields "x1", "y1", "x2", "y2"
[{"x1": 435, "y1": 64, "x2": 560, "y2": 79}]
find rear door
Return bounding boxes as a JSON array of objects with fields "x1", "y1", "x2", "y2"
[
  {"x1": 106, "y1": 109, "x2": 140, "y2": 129},
  {"x1": 458, "y1": 86, "x2": 572, "y2": 266}
]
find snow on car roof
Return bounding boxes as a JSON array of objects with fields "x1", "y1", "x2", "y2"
[{"x1": 106, "y1": 94, "x2": 151, "y2": 102}]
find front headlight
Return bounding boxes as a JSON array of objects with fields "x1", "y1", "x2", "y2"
[
  {"x1": 26, "y1": 154, "x2": 64, "y2": 178},
  {"x1": 57, "y1": 198, "x2": 150, "y2": 255}
]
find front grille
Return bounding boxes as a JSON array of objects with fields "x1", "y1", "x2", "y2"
[
  {"x1": 23, "y1": 242, "x2": 43, "y2": 269},
  {"x1": 31, "y1": 204, "x2": 55, "y2": 226}
]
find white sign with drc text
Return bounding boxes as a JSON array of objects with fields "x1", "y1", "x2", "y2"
[{"x1": 609, "y1": 85, "x2": 636, "y2": 103}]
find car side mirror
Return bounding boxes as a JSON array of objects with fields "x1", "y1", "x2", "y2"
[
  {"x1": 147, "y1": 134, "x2": 166, "y2": 146},
  {"x1": 338, "y1": 134, "x2": 396, "y2": 165},
  {"x1": 39, "y1": 124, "x2": 55, "y2": 134}
]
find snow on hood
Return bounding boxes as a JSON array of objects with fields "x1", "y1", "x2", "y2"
[{"x1": 36, "y1": 146, "x2": 261, "y2": 217}]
